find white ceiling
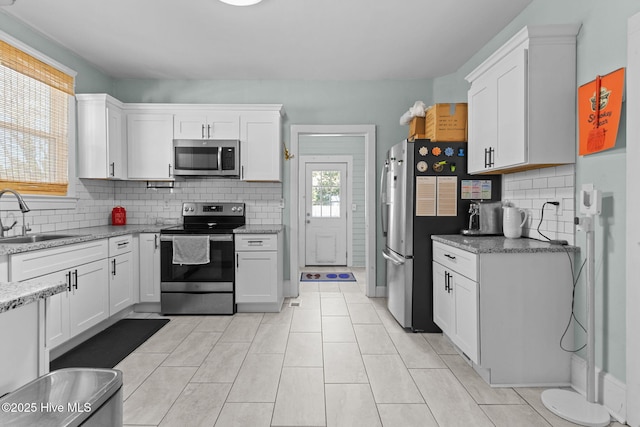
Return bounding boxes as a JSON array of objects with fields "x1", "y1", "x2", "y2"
[{"x1": 2, "y1": 0, "x2": 532, "y2": 80}]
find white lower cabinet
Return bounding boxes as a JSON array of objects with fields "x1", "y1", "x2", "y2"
[
  {"x1": 138, "y1": 233, "x2": 161, "y2": 303},
  {"x1": 432, "y1": 261, "x2": 479, "y2": 363},
  {"x1": 10, "y1": 240, "x2": 110, "y2": 350},
  {"x1": 68, "y1": 259, "x2": 110, "y2": 337},
  {"x1": 235, "y1": 233, "x2": 283, "y2": 312},
  {"x1": 432, "y1": 240, "x2": 573, "y2": 386},
  {"x1": 108, "y1": 235, "x2": 134, "y2": 315}
]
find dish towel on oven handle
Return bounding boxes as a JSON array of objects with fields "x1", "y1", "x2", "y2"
[{"x1": 172, "y1": 235, "x2": 211, "y2": 265}]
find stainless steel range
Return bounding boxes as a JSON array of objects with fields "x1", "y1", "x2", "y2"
[{"x1": 160, "y1": 202, "x2": 245, "y2": 314}]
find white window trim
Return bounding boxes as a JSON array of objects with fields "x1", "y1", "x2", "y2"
[{"x1": 0, "y1": 29, "x2": 78, "y2": 210}]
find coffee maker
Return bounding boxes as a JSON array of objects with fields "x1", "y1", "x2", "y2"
[{"x1": 462, "y1": 201, "x2": 503, "y2": 235}]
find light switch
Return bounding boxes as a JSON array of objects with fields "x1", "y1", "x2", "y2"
[{"x1": 352, "y1": 204, "x2": 357, "y2": 211}]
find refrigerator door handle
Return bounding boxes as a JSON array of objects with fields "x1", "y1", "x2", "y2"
[
  {"x1": 380, "y1": 161, "x2": 389, "y2": 236},
  {"x1": 382, "y1": 248, "x2": 404, "y2": 266}
]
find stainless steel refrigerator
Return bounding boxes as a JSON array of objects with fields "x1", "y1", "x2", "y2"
[{"x1": 380, "y1": 139, "x2": 501, "y2": 332}]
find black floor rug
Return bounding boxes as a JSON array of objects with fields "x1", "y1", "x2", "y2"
[{"x1": 50, "y1": 318, "x2": 170, "y2": 370}]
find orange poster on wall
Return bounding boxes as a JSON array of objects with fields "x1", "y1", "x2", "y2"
[{"x1": 578, "y1": 67, "x2": 625, "y2": 155}]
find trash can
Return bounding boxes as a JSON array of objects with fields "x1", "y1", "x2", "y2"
[{"x1": 0, "y1": 368, "x2": 122, "y2": 426}]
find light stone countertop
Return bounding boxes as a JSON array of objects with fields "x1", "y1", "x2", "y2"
[
  {"x1": 0, "y1": 280, "x2": 67, "y2": 314},
  {"x1": 234, "y1": 224, "x2": 283, "y2": 234},
  {"x1": 432, "y1": 234, "x2": 580, "y2": 254},
  {"x1": 0, "y1": 224, "x2": 165, "y2": 256}
]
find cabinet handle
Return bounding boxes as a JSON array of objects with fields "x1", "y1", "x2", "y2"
[
  {"x1": 154, "y1": 234, "x2": 159, "y2": 250},
  {"x1": 241, "y1": 165, "x2": 244, "y2": 180},
  {"x1": 489, "y1": 147, "x2": 495, "y2": 167},
  {"x1": 72, "y1": 269, "x2": 78, "y2": 290},
  {"x1": 110, "y1": 162, "x2": 115, "y2": 177},
  {"x1": 168, "y1": 163, "x2": 172, "y2": 178},
  {"x1": 66, "y1": 271, "x2": 72, "y2": 292},
  {"x1": 207, "y1": 124, "x2": 212, "y2": 139},
  {"x1": 444, "y1": 253, "x2": 456, "y2": 260},
  {"x1": 202, "y1": 124, "x2": 205, "y2": 139},
  {"x1": 112, "y1": 258, "x2": 117, "y2": 276},
  {"x1": 484, "y1": 148, "x2": 488, "y2": 168},
  {"x1": 236, "y1": 253, "x2": 239, "y2": 268}
]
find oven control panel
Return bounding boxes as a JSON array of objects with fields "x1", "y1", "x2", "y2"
[{"x1": 182, "y1": 202, "x2": 245, "y2": 216}]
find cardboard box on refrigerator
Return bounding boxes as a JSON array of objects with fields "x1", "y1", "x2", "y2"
[
  {"x1": 425, "y1": 103, "x2": 468, "y2": 141},
  {"x1": 408, "y1": 116, "x2": 426, "y2": 140}
]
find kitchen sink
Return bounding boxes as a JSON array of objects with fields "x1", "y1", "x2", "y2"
[{"x1": 0, "y1": 234, "x2": 85, "y2": 244}]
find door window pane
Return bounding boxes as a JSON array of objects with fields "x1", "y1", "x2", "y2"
[{"x1": 311, "y1": 170, "x2": 341, "y2": 217}]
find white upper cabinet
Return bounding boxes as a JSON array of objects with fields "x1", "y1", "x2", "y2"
[
  {"x1": 240, "y1": 109, "x2": 283, "y2": 182},
  {"x1": 126, "y1": 113, "x2": 174, "y2": 180},
  {"x1": 466, "y1": 24, "x2": 580, "y2": 174},
  {"x1": 174, "y1": 111, "x2": 240, "y2": 139},
  {"x1": 77, "y1": 94, "x2": 127, "y2": 179}
]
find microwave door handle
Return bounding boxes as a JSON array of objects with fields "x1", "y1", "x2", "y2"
[{"x1": 218, "y1": 147, "x2": 222, "y2": 172}]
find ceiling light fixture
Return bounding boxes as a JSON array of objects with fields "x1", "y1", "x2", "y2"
[{"x1": 218, "y1": 0, "x2": 262, "y2": 6}]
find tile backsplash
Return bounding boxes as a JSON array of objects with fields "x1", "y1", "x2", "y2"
[
  {"x1": 8, "y1": 178, "x2": 282, "y2": 235},
  {"x1": 114, "y1": 179, "x2": 283, "y2": 225},
  {"x1": 502, "y1": 164, "x2": 575, "y2": 245}
]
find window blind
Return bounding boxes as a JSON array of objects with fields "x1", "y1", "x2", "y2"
[{"x1": 0, "y1": 39, "x2": 73, "y2": 196}]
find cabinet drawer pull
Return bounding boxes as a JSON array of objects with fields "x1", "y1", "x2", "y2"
[
  {"x1": 117, "y1": 241, "x2": 129, "y2": 248},
  {"x1": 112, "y1": 259, "x2": 117, "y2": 276},
  {"x1": 444, "y1": 253, "x2": 456, "y2": 260},
  {"x1": 66, "y1": 271, "x2": 72, "y2": 292},
  {"x1": 72, "y1": 269, "x2": 78, "y2": 289}
]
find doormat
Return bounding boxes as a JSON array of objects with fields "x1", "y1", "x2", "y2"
[
  {"x1": 300, "y1": 272, "x2": 356, "y2": 282},
  {"x1": 50, "y1": 318, "x2": 170, "y2": 370}
]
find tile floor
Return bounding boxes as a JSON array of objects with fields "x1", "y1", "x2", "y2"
[{"x1": 119, "y1": 268, "x2": 622, "y2": 426}]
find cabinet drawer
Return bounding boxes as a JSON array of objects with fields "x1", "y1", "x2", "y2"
[
  {"x1": 235, "y1": 234, "x2": 278, "y2": 251},
  {"x1": 10, "y1": 240, "x2": 108, "y2": 282},
  {"x1": 432, "y1": 241, "x2": 478, "y2": 281},
  {"x1": 109, "y1": 234, "x2": 133, "y2": 256}
]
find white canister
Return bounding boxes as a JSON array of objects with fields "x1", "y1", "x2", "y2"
[{"x1": 502, "y1": 206, "x2": 528, "y2": 238}]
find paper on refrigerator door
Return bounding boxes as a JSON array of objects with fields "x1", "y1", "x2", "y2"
[
  {"x1": 415, "y1": 176, "x2": 458, "y2": 216},
  {"x1": 415, "y1": 176, "x2": 436, "y2": 216},
  {"x1": 436, "y1": 176, "x2": 457, "y2": 216}
]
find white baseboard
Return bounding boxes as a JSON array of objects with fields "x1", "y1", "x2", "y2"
[
  {"x1": 570, "y1": 354, "x2": 627, "y2": 424},
  {"x1": 375, "y1": 285, "x2": 387, "y2": 297}
]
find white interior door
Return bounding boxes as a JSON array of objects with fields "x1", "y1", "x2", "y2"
[{"x1": 304, "y1": 162, "x2": 348, "y2": 266}]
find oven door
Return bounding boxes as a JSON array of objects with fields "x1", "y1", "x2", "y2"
[
  {"x1": 160, "y1": 234, "x2": 234, "y2": 290},
  {"x1": 160, "y1": 234, "x2": 235, "y2": 314}
]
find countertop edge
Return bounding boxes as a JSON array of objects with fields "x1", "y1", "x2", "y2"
[
  {"x1": 0, "y1": 225, "x2": 165, "y2": 256},
  {"x1": 234, "y1": 225, "x2": 284, "y2": 234},
  {"x1": 432, "y1": 234, "x2": 580, "y2": 254},
  {"x1": 0, "y1": 280, "x2": 67, "y2": 314}
]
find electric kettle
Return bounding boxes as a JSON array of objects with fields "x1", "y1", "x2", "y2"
[
  {"x1": 502, "y1": 206, "x2": 527, "y2": 238},
  {"x1": 111, "y1": 206, "x2": 126, "y2": 226}
]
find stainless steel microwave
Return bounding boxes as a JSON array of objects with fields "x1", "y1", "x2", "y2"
[{"x1": 173, "y1": 139, "x2": 240, "y2": 177}]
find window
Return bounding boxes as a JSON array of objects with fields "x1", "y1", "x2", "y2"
[
  {"x1": 0, "y1": 37, "x2": 74, "y2": 196},
  {"x1": 311, "y1": 170, "x2": 341, "y2": 217}
]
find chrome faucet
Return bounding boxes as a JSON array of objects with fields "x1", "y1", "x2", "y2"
[{"x1": 0, "y1": 189, "x2": 31, "y2": 237}]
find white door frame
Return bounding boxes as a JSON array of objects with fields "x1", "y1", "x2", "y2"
[
  {"x1": 290, "y1": 125, "x2": 376, "y2": 297},
  {"x1": 627, "y1": 12, "x2": 640, "y2": 427},
  {"x1": 299, "y1": 155, "x2": 353, "y2": 267}
]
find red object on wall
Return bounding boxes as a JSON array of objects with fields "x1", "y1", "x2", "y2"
[{"x1": 112, "y1": 206, "x2": 126, "y2": 226}]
